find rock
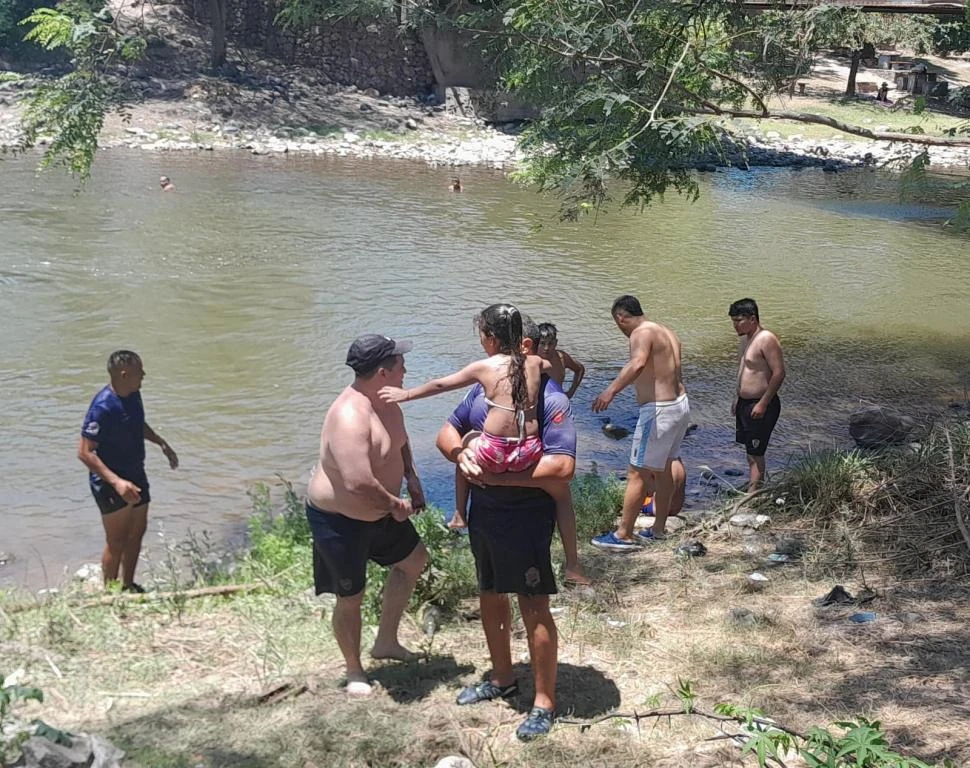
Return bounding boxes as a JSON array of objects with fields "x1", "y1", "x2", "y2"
[
  {"x1": 433, "y1": 758, "x2": 476, "y2": 768},
  {"x1": 343, "y1": 132, "x2": 360, "y2": 143},
  {"x1": 729, "y1": 607, "x2": 758, "y2": 627},
  {"x1": 73, "y1": 563, "x2": 101, "y2": 582},
  {"x1": 675, "y1": 540, "x2": 707, "y2": 558},
  {"x1": 729, "y1": 513, "x2": 771, "y2": 529},
  {"x1": 0, "y1": 551, "x2": 13, "y2": 566},
  {"x1": 363, "y1": 87, "x2": 380, "y2": 98},
  {"x1": 601, "y1": 420, "x2": 630, "y2": 440},
  {"x1": 405, "y1": 118, "x2": 419, "y2": 130},
  {"x1": 848, "y1": 406, "x2": 915, "y2": 448},
  {"x1": 359, "y1": 103, "x2": 373, "y2": 112},
  {"x1": 746, "y1": 572, "x2": 769, "y2": 591},
  {"x1": 21, "y1": 732, "x2": 124, "y2": 768}
]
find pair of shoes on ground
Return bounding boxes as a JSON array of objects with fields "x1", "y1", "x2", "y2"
[
  {"x1": 121, "y1": 582, "x2": 146, "y2": 593},
  {"x1": 590, "y1": 529, "x2": 666, "y2": 552},
  {"x1": 455, "y1": 680, "x2": 554, "y2": 741}
]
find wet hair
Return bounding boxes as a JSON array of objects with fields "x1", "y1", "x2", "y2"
[
  {"x1": 107, "y1": 350, "x2": 140, "y2": 373},
  {"x1": 477, "y1": 303, "x2": 528, "y2": 413},
  {"x1": 538, "y1": 322, "x2": 558, "y2": 346},
  {"x1": 611, "y1": 295, "x2": 644, "y2": 317},
  {"x1": 521, "y1": 314, "x2": 540, "y2": 346},
  {"x1": 729, "y1": 298, "x2": 759, "y2": 321}
]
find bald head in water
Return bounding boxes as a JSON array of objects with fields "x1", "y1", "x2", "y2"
[{"x1": 159, "y1": 176, "x2": 175, "y2": 192}]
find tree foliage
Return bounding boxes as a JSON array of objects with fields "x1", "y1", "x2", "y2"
[
  {"x1": 15, "y1": 1, "x2": 145, "y2": 179},
  {"x1": 451, "y1": 0, "x2": 969, "y2": 218}
]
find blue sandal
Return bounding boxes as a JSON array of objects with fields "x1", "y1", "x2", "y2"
[
  {"x1": 456, "y1": 679, "x2": 519, "y2": 706},
  {"x1": 516, "y1": 706, "x2": 554, "y2": 741}
]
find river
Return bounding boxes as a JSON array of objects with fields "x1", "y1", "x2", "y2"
[{"x1": 1, "y1": 151, "x2": 968, "y2": 588}]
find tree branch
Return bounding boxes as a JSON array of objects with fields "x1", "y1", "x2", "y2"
[{"x1": 681, "y1": 106, "x2": 970, "y2": 147}]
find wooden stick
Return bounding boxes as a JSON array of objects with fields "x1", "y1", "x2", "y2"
[{"x1": 4, "y1": 582, "x2": 264, "y2": 614}]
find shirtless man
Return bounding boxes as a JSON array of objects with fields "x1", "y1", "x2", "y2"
[
  {"x1": 537, "y1": 323, "x2": 586, "y2": 399},
  {"x1": 730, "y1": 299, "x2": 786, "y2": 490},
  {"x1": 591, "y1": 296, "x2": 690, "y2": 551},
  {"x1": 159, "y1": 176, "x2": 175, "y2": 192},
  {"x1": 306, "y1": 334, "x2": 429, "y2": 695}
]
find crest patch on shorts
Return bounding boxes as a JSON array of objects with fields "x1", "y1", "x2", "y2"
[
  {"x1": 524, "y1": 567, "x2": 540, "y2": 588},
  {"x1": 339, "y1": 578, "x2": 353, "y2": 593},
  {"x1": 751, "y1": 439, "x2": 761, "y2": 448}
]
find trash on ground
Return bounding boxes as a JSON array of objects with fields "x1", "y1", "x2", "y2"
[
  {"x1": 816, "y1": 585, "x2": 855, "y2": 607},
  {"x1": 849, "y1": 611, "x2": 877, "y2": 623}
]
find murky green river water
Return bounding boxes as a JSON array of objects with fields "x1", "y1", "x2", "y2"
[{"x1": 2, "y1": 151, "x2": 968, "y2": 587}]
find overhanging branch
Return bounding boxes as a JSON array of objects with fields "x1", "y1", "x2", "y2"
[{"x1": 683, "y1": 106, "x2": 970, "y2": 147}]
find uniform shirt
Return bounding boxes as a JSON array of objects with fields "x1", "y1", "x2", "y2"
[
  {"x1": 81, "y1": 386, "x2": 146, "y2": 481},
  {"x1": 447, "y1": 376, "x2": 577, "y2": 500}
]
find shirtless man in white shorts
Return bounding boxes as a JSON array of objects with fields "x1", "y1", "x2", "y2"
[{"x1": 591, "y1": 295, "x2": 690, "y2": 551}]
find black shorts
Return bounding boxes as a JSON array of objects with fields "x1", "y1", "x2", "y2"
[
  {"x1": 467, "y1": 486, "x2": 557, "y2": 596},
  {"x1": 306, "y1": 502, "x2": 421, "y2": 597},
  {"x1": 736, "y1": 395, "x2": 781, "y2": 457},
  {"x1": 90, "y1": 467, "x2": 150, "y2": 515}
]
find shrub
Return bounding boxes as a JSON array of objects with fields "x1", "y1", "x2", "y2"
[{"x1": 571, "y1": 466, "x2": 625, "y2": 539}]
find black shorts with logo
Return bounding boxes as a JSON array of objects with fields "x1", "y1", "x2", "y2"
[
  {"x1": 90, "y1": 466, "x2": 151, "y2": 515},
  {"x1": 467, "y1": 486, "x2": 557, "y2": 596},
  {"x1": 306, "y1": 502, "x2": 421, "y2": 597},
  {"x1": 736, "y1": 395, "x2": 781, "y2": 457}
]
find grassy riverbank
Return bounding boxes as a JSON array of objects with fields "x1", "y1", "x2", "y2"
[{"x1": 2, "y1": 428, "x2": 969, "y2": 767}]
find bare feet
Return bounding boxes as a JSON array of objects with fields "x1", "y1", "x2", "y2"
[
  {"x1": 563, "y1": 565, "x2": 591, "y2": 587},
  {"x1": 345, "y1": 672, "x2": 372, "y2": 696},
  {"x1": 448, "y1": 511, "x2": 467, "y2": 530},
  {"x1": 370, "y1": 643, "x2": 422, "y2": 662}
]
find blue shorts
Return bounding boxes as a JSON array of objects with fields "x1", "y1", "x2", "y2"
[{"x1": 90, "y1": 466, "x2": 150, "y2": 515}]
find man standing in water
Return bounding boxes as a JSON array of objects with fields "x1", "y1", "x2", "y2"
[
  {"x1": 78, "y1": 351, "x2": 179, "y2": 592},
  {"x1": 730, "y1": 299, "x2": 785, "y2": 490},
  {"x1": 306, "y1": 334, "x2": 429, "y2": 695},
  {"x1": 591, "y1": 296, "x2": 690, "y2": 551}
]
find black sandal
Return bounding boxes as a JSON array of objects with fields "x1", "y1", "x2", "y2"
[{"x1": 456, "y1": 679, "x2": 519, "y2": 706}]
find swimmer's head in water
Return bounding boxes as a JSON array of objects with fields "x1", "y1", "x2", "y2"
[{"x1": 159, "y1": 176, "x2": 171, "y2": 185}]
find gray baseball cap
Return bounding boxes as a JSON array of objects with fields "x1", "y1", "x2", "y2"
[{"x1": 345, "y1": 334, "x2": 413, "y2": 375}]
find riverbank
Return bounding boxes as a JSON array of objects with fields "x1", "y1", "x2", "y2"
[
  {"x1": 3, "y1": 75, "x2": 970, "y2": 172},
  {"x1": 2, "y1": 436, "x2": 969, "y2": 767},
  {"x1": 3, "y1": 13, "x2": 970, "y2": 175}
]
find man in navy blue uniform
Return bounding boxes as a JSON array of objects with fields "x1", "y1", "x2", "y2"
[
  {"x1": 78, "y1": 350, "x2": 179, "y2": 592},
  {"x1": 436, "y1": 316, "x2": 576, "y2": 742}
]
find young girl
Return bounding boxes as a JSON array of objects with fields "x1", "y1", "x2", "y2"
[{"x1": 378, "y1": 306, "x2": 582, "y2": 586}]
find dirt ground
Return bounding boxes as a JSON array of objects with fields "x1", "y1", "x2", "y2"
[{"x1": 3, "y1": 519, "x2": 969, "y2": 768}]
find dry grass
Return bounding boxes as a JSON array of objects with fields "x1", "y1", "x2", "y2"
[
  {"x1": 3, "y1": 539, "x2": 969, "y2": 767},
  {"x1": 4, "y1": 432, "x2": 970, "y2": 767}
]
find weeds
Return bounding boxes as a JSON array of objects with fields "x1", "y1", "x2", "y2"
[{"x1": 571, "y1": 466, "x2": 625, "y2": 539}]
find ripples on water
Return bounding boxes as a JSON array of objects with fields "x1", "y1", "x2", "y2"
[{"x1": 1, "y1": 153, "x2": 968, "y2": 587}]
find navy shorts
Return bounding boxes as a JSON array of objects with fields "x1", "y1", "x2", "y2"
[
  {"x1": 467, "y1": 486, "x2": 557, "y2": 596},
  {"x1": 90, "y1": 467, "x2": 150, "y2": 515},
  {"x1": 736, "y1": 395, "x2": 781, "y2": 457},
  {"x1": 306, "y1": 502, "x2": 421, "y2": 597}
]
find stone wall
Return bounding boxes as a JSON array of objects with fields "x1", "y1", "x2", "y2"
[{"x1": 182, "y1": 0, "x2": 435, "y2": 96}]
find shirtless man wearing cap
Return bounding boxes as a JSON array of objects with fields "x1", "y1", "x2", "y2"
[{"x1": 306, "y1": 334, "x2": 429, "y2": 695}]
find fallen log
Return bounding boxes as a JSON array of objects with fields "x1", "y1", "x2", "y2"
[{"x1": 2, "y1": 582, "x2": 265, "y2": 614}]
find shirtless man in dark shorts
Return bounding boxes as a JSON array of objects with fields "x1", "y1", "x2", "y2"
[
  {"x1": 306, "y1": 334, "x2": 429, "y2": 695},
  {"x1": 730, "y1": 299, "x2": 786, "y2": 490}
]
